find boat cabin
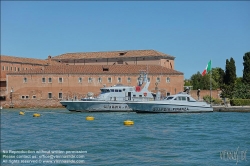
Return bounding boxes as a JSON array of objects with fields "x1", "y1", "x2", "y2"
[{"x1": 164, "y1": 92, "x2": 196, "y2": 102}]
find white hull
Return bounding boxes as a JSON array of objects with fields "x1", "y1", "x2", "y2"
[
  {"x1": 60, "y1": 100, "x2": 132, "y2": 112},
  {"x1": 127, "y1": 101, "x2": 213, "y2": 113}
]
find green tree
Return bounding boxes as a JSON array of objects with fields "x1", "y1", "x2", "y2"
[
  {"x1": 190, "y1": 71, "x2": 217, "y2": 90},
  {"x1": 224, "y1": 58, "x2": 236, "y2": 85},
  {"x1": 221, "y1": 58, "x2": 237, "y2": 98},
  {"x1": 211, "y1": 67, "x2": 224, "y2": 89},
  {"x1": 233, "y1": 82, "x2": 250, "y2": 99},
  {"x1": 243, "y1": 52, "x2": 250, "y2": 85}
]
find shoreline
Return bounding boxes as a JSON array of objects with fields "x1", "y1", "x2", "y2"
[{"x1": 212, "y1": 106, "x2": 250, "y2": 112}]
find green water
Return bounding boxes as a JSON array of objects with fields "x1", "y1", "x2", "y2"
[{"x1": 1, "y1": 109, "x2": 249, "y2": 165}]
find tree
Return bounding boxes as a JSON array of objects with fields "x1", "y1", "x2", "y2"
[
  {"x1": 190, "y1": 71, "x2": 217, "y2": 90},
  {"x1": 233, "y1": 82, "x2": 250, "y2": 99},
  {"x1": 243, "y1": 52, "x2": 250, "y2": 85},
  {"x1": 224, "y1": 57, "x2": 236, "y2": 86},
  {"x1": 211, "y1": 67, "x2": 224, "y2": 89},
  {"x1": 221, "y1": 58, "x2": 237, "y2": 99}
]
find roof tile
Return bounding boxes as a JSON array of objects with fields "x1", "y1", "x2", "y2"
[{"x1": 52, "y1": 49, "x2": 175, "y2": 60}]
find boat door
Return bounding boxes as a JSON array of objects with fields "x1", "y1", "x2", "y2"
[{"x1": 128, "y1": 92, "x2": 131, "y2": 100}]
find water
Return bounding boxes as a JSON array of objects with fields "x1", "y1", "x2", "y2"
[{"x1": 1, "y1": 108, "x2": 249, "y2": 166}]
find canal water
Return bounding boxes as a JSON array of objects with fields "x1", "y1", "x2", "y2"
[{"x1": 1, "y1": 108, "x2": 249, "y2": 166}]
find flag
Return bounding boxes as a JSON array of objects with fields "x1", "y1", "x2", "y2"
[{"x1": 202, "y1": 60, "x2": 211, "y2": 76}]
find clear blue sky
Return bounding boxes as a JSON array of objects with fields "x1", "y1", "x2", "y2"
[{"x1": 1, "y1": 1, "x2": 249, "y2": 79}]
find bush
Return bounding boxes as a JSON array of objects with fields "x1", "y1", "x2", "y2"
[
  {"x1": 203, "y1": 95, "x2": 222, "y2": 105},
  {"x1": 230, "y1": 99, "x2": 250, "y2": 106}
]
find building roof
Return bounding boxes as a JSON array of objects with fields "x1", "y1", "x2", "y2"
[
  {"x1": 52, "y1": 49, "x2": 175, "y2": 60},
  {"x1": 7, "y1": 65, "x2": 183, "y2": 75},
  {"x1": 0, "y1": 55, "x2": 60, "y2": 65}
]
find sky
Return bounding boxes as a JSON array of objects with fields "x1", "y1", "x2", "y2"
[{"x1": 1, "y1": 1, "x2": 250, "y2": 79}]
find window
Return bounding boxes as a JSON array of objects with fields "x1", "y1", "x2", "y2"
[
  {"x1": 23, "y1": 77, "x2": 27, "y2": 83},
  {"x1": 166, "y1": 77, "x2": 170, "y2": 83},
  {"x1": 26, "y1": 96, "x2": 29, "y2": 99},
  {"x1": 42, "y1": 78, "x2": 46, "y2": 83},
  {"x1": 58, "y1": 92, "x2": 63, "y2": 99},
  {"x1": 78, "y1": 77, "x2": 82, "y2": 83},
  {"x1": 14, "y1": 67, "x2": 17, "y2": 71},
  {"x1": 156, "y1": 77, "x2": 160, "y2": 83},
  {"x1": 48, "y1": 93, "x2": 52, "y2": 99},
  {"x1": 2, "y1": 66, "x2": 4, "y2": 70},
  {"x1": 127, "y1": 77, "x2": 131, "y2": 83},
  {"x1": 118, "y1": 77, "x2": 122, "y2": 83},
  {"x1": 98, "y1": 77, "x2": 102, "y2": 83},
  {"x1": 48, "y1": 78, "x2": 52, "y2": 83},
  {"x1": 147, "y1": 78, "x2": 150, "y2": 82},
  {"x1": 33, "y1": 95, "x2": 36, "y2": 99},
  {"x1": 88, "y1": 77, "x2": 93, "y2": 83},
  {"x1": 6, "y1": 66, "x2": 8, "y2": 71},
  {"x1": 108, "y1": 77, "x2": 112, "y2": 83},
  {"x1": 18, "y1": 68, "x2": 20, "y2": 71},
  {"x1": 58, "y1": 77, "x2": 63, "y2": 83},
  {"x1": 21, "y1": 96, "x2": 25, "y2": 99},
  {"x1": 10, "y1": 67, "x2": 12, "y2": 71}
]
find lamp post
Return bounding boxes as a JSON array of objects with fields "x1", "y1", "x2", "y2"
[{"x1": 10, "y1": 87, "x2": 13, "y2": 108}]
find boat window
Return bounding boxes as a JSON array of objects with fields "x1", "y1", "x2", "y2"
[
  {"x1": 182, "y1": 97, "x2": 186, "y2": 101},
  {"x1": 101, "y1": 89, "x2": 110, "y2": 93},
  {"x1": 115, "y1": 89, "x2": 118, "y2": 92},
  {"x1": 174, "y1": 98, "x2": 177, "y2": 100},
  {"x1": 166, "y1": 97, "x2": 174, "y2": 100},
  {"x1": 119, "y1": 89, "x2": 122, "y2": 92},
  {"x1": 123, "y1": 89, "x2": 125, "y2": 91},
  {"x1": 187, "y1": 97, "x2": 190, "y2": 101},
  {"x1": 133, "y1": 95, "x2": 136, "y2": 97},
  {"x1": 139, "y1": 95, "x2": 142, "y2": 97},
  {"x1": 111, "y1": 89, "x2": 114, "y2": 92}
]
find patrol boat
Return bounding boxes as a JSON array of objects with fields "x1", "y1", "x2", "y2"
[
  {"x1": 60, "y1": 72, "x2": 155, "y2": 112},
  {"x1": 126, "y1": 92, "x2": 213, "y2": 113}
]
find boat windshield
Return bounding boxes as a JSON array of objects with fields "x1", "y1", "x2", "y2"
[
  {"x1": 100, "y1": 89, "x2": 110, "y2": 94},
  {"x1": 165, "y1": 96, "x2": 174, "y2": 100}
]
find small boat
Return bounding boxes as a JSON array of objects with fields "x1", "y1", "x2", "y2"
[
  {"x1": 60, "y1": 71, "x2": 155, "y2": 112},
  {"x1": 127, "y1": 92, "x2": 213, "y2": 113}
]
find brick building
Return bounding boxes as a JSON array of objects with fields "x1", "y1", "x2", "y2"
[
  {"x1": 1, "y1": 50, "x2": 185, "y2": 108},
  {"x1": 0, "y1": 55, "x2": 59, "y2": 102}
]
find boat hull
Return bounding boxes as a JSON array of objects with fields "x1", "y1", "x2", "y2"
[
  {"x1": 60, "y1": 100, "x2": 133, "y2": 112},
  {"x1": 127, "y1": 102, "x2": 213, "y2": 113}
]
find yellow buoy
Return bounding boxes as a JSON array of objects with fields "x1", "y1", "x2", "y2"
[
  {"x1": 124, "y1": 120, "x2": 134, "y2": 126},
  {"x1": 33, "y1": 113, "x2": 41, "y2": 117},
  {"x1": 86, "y1": 116, "x2": 94, "y2": 121},
  {"x1": 19, "y1": 111, "x2": 25, "y2": 115}
]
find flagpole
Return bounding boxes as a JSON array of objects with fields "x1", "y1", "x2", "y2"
[{"x1": 210, "y1": 60, "x2": 212, "y2": 104}]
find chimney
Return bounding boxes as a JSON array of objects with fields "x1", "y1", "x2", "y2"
[{"x1": 48, "y1": 55, "x2": 52, "y2": 65}]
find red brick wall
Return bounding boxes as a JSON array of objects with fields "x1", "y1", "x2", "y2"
[
  {"x1": 189, "y1": 90, "x2": 221, "y2": 101},
  {"x1": 4, "y1": 73, "x2": 184, "y2": 108}
]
